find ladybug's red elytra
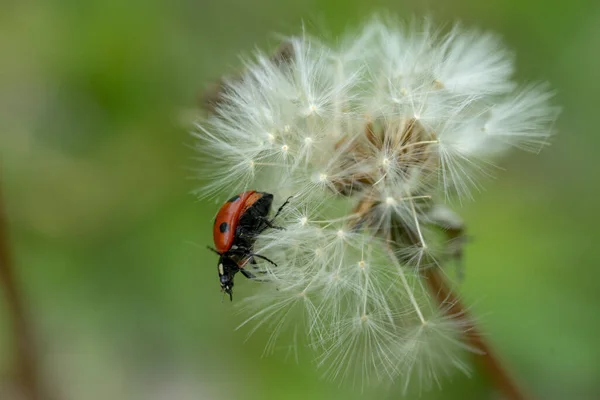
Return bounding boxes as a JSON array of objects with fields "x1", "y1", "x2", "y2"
[{"x1": 209, "y1": 191, "x2": 291, "y2": 301}]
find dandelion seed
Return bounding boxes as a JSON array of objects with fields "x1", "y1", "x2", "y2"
[{"x1": 195, "y1": 14, "x2": 557, "y2": 392}]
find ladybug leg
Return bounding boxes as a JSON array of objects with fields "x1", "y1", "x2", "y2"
[
  {"x1": 243, "y1": 257, "x2": 270, "y2": 275},
  {"x1": 248, "y1": 253, "x2": 278, "y2": 267},
  {"x1": 240, "y1": 269, "x2": 256, "y2": 279},
  {"x1": 259, "y1": 196, "x2": 293, "y2": 231},
  {"x1": 241, "y1": 267, "x2": 271, "y2": 281},
  {"x1": 206, "y1": 246, "x2": 221, "y2": 256},
  {"x1": 260, "y1": 217, "x2": 285, "y2": 231},
  {"x1": 271, "y1": 195, "x2": 293, "y2": 221},
  {"x1": 246, "y1": 258, "x2": 271, "y2": 273}
]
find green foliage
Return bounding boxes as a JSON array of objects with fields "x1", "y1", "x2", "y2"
[{"x1": 1, "y1": 0, "x2": 599, "y2": 399}]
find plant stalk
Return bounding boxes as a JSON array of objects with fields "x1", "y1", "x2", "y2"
[
  {"x1": 423, "y1": 267, "x2": 528, "y2": 400},
  {"x1": 0, "y1": 177, "x2": 43, "y2": 400}
]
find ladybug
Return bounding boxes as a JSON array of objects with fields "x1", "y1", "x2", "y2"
[{"x1": 209, "y1": 191, "x2": 291, "y2": 300}]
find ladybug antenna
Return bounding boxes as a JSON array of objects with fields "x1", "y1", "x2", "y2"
[
  {"x1": 222, "y1": 291, "x2": 233, "y2": 303},
  {"x1": 220, "y1": 286, "x2": 233, "y2": 302}
]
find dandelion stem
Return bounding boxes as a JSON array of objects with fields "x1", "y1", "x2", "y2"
[
  {"x1": 0, "y1": 176, "x2": 44, "y2": 400},
  {"x1": 423, "y1": 267, "x2": 527, "y2": 400}
]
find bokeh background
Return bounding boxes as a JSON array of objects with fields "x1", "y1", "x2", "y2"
[{"x1": 1, "y1": 0, "x2": 599, "y2": 399}]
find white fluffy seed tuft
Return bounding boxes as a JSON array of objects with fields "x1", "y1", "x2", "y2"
[{"x1": 195, "y1": 16, "x2": 557, "y2": 391}]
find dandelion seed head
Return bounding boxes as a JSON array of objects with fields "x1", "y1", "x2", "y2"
[{"x1": 195, "y1": 14, "x2": 557, "y2": 390}]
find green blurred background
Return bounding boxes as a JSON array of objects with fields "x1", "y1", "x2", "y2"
[{"x1": 1, "y1": 0, "x2": 599, "y2": 399}]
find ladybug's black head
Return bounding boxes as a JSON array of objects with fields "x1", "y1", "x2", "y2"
[{"x1": 218, "y1": 256, "x2": 238, "y2": 301}]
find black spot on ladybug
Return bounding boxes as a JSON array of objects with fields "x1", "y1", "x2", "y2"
[
  {"x1": 219, "y1": 222, "x2": 229, "y2": 233},
  {"x1": 228, "y1": 195, "x2": 241, "y2": 203}
]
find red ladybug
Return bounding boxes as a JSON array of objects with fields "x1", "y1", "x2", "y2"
[{"x1": 209, "y1": 191, "x2": 291, "y2": 300}]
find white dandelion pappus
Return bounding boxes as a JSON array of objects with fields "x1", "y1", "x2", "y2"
[{"x1": 194, "y1": 16, "x2": 557, "y2": 392}]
